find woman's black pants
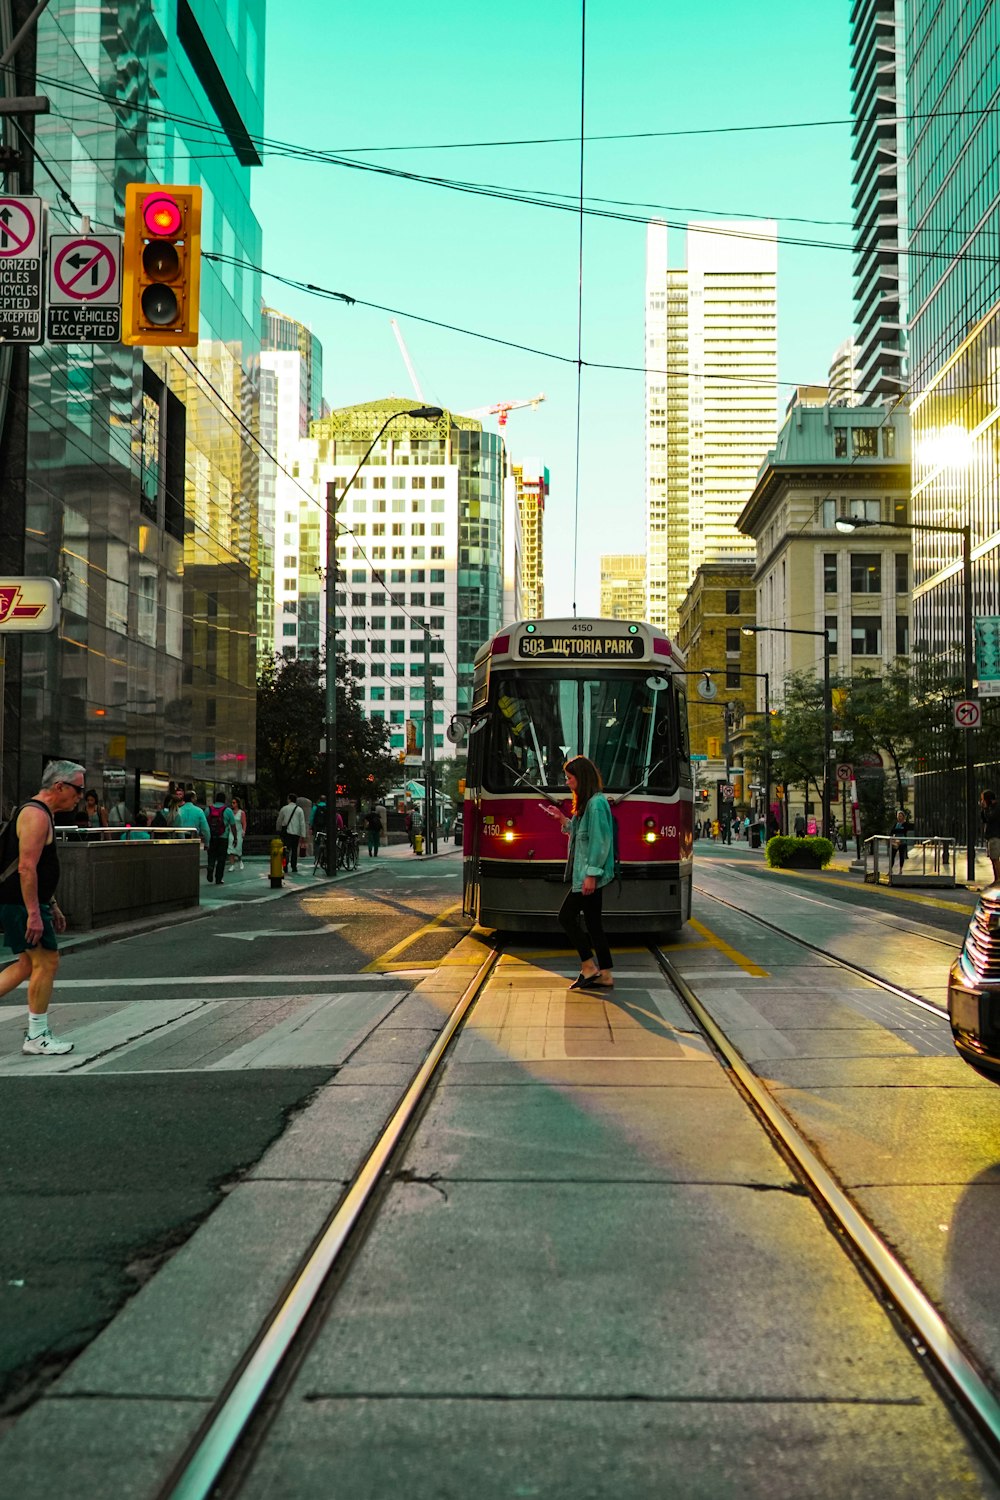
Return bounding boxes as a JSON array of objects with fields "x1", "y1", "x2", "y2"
[{"x1": 558, "y1": 887, "x2": 613, "y2": 971}]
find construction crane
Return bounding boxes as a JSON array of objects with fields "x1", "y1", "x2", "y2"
[
  {"x1": 390, "y1": 318, "x2": 432, "y2": 405},
  {"x1": 458, "y1": 393, "x2": 546, "y2": 427}
]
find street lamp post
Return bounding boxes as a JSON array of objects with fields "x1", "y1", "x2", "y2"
[
  {"x1": 836, "y1": 513, "x2": 975, "y2": 882},
  {"x1": 323, "y1": 406, "x2": 443, "y2": 869},
  {"x1": 743, "y1": 624, "x2": 833, "y2": 839}
]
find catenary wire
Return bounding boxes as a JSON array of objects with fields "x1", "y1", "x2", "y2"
[{"x1": 571, "y1": 0, "x2": 586, "y2": 619}]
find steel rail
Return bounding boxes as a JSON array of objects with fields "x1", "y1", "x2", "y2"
[
  {"x1": 161, "y1": 946, "x2": 501, "y2": 1500},
  {"x1": 694, "y1": 881, "x2": 951, "y2": 1019},
  {"x1": 652, "y1": 944, "x2": 1000, "y2": 1459}
]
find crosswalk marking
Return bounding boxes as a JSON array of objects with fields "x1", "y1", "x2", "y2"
[{"x1": 0, "y1": 990, "x2": 406, "y2": 1075}]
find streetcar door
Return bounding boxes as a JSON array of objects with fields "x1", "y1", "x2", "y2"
[{"x1": 463, "y1": 711, "x2": 487, "y2": 920}]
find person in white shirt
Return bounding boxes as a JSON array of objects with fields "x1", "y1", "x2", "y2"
[{"x1": 276, "y1": 792, "x2": 307, "y2": 872}]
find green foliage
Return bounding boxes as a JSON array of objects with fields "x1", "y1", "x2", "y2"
[
  {"x1": 436, "y1": 755, "x2": 467, "y2": 806},
  {"x1": 255, "y1": 652, "x2": 396, "y2": 807},
  {"x1": 764, "y1": 835, "x2": 834, "y2": 869}
]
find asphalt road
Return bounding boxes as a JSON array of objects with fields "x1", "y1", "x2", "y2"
[{"x1": 0, "y1": 851, "x2": 468, "y2": 1423}]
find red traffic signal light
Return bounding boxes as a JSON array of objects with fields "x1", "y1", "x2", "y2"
[{"x1": 122, "y1": 184, "x2": 201, "y2": 346}]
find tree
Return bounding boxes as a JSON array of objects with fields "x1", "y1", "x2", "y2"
[{"x1": 255, "y1": 653, "x2": 397, "y2": 807}]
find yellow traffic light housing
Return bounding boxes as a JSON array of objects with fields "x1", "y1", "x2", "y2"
[{"x1": 122, "y1": 184, "x2": 201, "y2": 346}]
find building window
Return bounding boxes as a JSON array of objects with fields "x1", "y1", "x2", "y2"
[
  {"x1": 411, "y1": 547, "x2": 425, "y2": 559},
  {"x1": 852, "y1": 428, "x2": 878, "y2": 458},
  {"x1": 372, "y1": 476, "x2": 385, "y2": 490},
  {"x1": 392, "y1": 547, "x2": 405, "y2": 560},
  {"x1": 834, "y1": 427, "x2": 847, "y2": 458},
  {"x1": 392, "y1": 477, "x2": 406, "y2": 489},
  {"x1": 412, "y1": 476, "x2": 426, "y2": 490},
  {"x1": 894, "y1": 553, "x2": 908, "y2": 594},
  {"x1": 850, "y1": 554, "x2": 881, "y2": 593},
  {"x1": 390, "y1": 686, "x2": 405, "y2": 700},
  {"x1": 391, "y1": 615, "x2": 405, "y2": 628},
  {"x1": 431, "y1": 476, "x2": 445, "y2": 489},
  {"x1": 725, "y1": 590, "x2": 740, "y2": 615},
  {"x1": 282, "y1": 623, "x2": 296, "y2": 636},
  {"x1": 825, "y1": 615, "x2": 838, "y2": 653},
  {"x1": 411, "y1": 569, "x2": 426, "y2": 582},
  {"x1": 390, "y1": 662, "x2": 404, "y2": 676},
  {"x1": 847, "y1": 497, "x2": 881, "y2": 523},
  {"x1": 824, "y1": 554, "x2": 838, "y2": 593},
  {"x1": 725, "y1": 668, "x2": 741, "y2": 688},
  {"x1": 725, "y1": 628, "x2": 740, "y2": 654},
  {"x1": 371, "y1": 615, "x2": 385, "y2": 630},
  {"x1": 851, "y1": 616, "x2": 882, "y2": 655},
  {"x1": 370, "y1": 639, "x2": 385, "y2": 654},
  {"x1": 412, "y1": 523, "x2": 425, "y2": 536},
  {"x1": 892, "y1": 497, "x2": 908, "y2": 526},
  {"x1": 895, "y1": 615, "x2": 909, "y2": 655},
  {"x1": 430, "y1": 547, "x2": 444, "y2": 560},
  {"x1": 882, "y1": 427, "x2": 896, "y2": 457},
  {"x1": 411, "y1": 592, "x2": 425, "y2": 606},
  {"x1": 821, "y1": 499, "x2": 836, "y2": 528},
  {"x1": 351, "y1": 615, "x2": 365, "y2": 630},
  {"x1": 371, "y1": 687, "x2": 385, "y2": 701},
  {"x1": 391, "y1": 523, "x2": 404, "y2": 536},
  {"x1": 430, "y1": 570, "x2": 445, "y2": 582},
  {"x1": 430, "y1": 592, "x2": 445, "y2": 606},
  {"x1": 390, "y1": 710, "x2": 404, "y2": 724}
]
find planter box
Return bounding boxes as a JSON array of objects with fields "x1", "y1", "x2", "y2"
[{"x1": 782, "y1": 851, "x2": 824, "y2": 869}]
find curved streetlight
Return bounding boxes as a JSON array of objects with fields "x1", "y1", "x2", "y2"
[
  {"x1": 323, "y1": 406, "x2": 444, "y2": 866},
  {"x1": 836, "y1": 512, "x2": 975, "y2": 882},
  {"x1": 743, "y1": 622, "x2": 833, "y2": 839}
]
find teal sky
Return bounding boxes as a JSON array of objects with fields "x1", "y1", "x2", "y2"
[{"x1": 253, "y1": 1, "x2": 854, "y2": 617}]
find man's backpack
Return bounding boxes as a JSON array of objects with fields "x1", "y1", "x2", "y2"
[
  {"x1": 207, "y1": 804, "x2": 227, "y2": 840},
  {"x1": 366, "y1": 811, "x2": 380, "y2": 831}
]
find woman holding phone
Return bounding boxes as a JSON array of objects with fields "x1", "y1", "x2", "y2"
[{"x1": 543, "y1": 755, "x2": 616, "y2": 990}]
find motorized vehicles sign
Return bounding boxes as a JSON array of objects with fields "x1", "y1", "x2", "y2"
[
  {"x1": 47, "y1": 233, "x2": 122, "y2": 342},
  {"x1": 0, "y1": 196, "x2": 43, "y2": 343},
  {"x1": 954, "y1": 699, "x2": 981, "y2": 730}
]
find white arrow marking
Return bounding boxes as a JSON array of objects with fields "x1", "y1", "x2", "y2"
[{"x1": 221, "y1": 924, "x2": 346, "y2": 942}]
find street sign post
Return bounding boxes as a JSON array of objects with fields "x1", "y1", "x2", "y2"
[
  {"x1": 47, "y1": 232, "x2": 122, "y2": 342},
  {"x1": 954, "y1": 699, "x2": 981, "y2": 730},
  {"x1": 0, "y1": 195, "x2": 43, "y2": 343}
]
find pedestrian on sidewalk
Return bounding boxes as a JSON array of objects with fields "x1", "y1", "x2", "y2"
[
  {"x1": 80, "y1": 788, "x2": 109, "y2": 838},
  {"x1": 206, "y1": 793, "x2": 238, "y2": 884},
  {"x1": 228, "y1": 796, "x2": 246, "y2": 872},
  {"x1": 544, "y1": 755, "x2": 616, "y2": 992},
  {"x1": 889, "y1": 806, "x2": 913, "y2": 873},
  {"x1": 107, "y1": 793, "x2": 129, "y2": 828},
  {"x1": 277, "y1": 792, "x2": 307, "y2": 872},
  {"x1": 980, "y1": 789, "x2": 1000, "y2": 885},
  {"x1": 364, "y1": 804, "x2": 381, "y2": 858},
  {"x1": 174, "y1": 790, "x2": 210, "y2": 870},
  {"x1": 0, "y1": 760, "x2": 85, "y2": 1056}
]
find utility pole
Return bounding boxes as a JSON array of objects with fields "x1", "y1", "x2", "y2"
[{"x1": 423, "y1": 628, "x2": 437, "y2": 854}]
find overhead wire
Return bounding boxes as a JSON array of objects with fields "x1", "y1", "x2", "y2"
[{"x1": 571, "y1": 0, "x2": 585, "y2": 618}]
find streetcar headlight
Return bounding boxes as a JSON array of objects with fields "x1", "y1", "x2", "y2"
[
  {"x1": 504, "y1": 818, "x2": 515, "y2": 843},
  {"x1": 644, "y1": 816, "x2": 657, "y2": 844}
]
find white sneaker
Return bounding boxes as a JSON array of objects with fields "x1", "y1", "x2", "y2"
[{"x1": 22, "y1": 1030, "x2": 74, "y2": 1056}]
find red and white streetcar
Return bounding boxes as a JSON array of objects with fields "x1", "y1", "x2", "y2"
[{"x1": 461, "y1": 618, "x2": 694, "y2": 935}]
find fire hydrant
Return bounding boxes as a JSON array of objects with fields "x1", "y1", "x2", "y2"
[
  {"x1": 413, "y1": 832, "x2": 423, "y2": 856},
  {"x1": 269, "y1": 836, "x2": 285, "y2": 888}
]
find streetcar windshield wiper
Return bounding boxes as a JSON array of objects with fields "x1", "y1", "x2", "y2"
[
  {"x1": 500, "y1": 759, "x2": 562, "y2": 806},
  {"x1": 613, "y1": 760, "x2": 664, "y2": 804}
]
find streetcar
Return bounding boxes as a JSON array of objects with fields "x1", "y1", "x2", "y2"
[{"x1": 462, "y1": 617, "x2": 693, "y2": 935}]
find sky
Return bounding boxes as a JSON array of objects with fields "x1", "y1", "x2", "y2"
[{"x1": 252, "y1": 1, "x2": 854, "y2": 619}]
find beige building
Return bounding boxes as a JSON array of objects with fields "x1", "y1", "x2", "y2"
[
  {"x1": 645, "y1": 219, "x2": 777, "y2": 636},
  {"x1": 508, "y1": 459, "x2": 547, "y2": 619},
  {"x1": 600, "y1": 555, "x2": 645, "y2": 621},
  {"x1": 676, "y1": 562, "x2": 757, "y2": 817},
  {"x1": 737, "y1": 401, "x2": 911, "y2": 825}
]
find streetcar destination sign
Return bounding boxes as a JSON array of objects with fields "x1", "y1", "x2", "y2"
[{"x1": 518, "y1": 634, "x2": 644, "y2": 659}]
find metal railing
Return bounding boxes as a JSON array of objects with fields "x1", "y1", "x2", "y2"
[
  {"x1": 54, "y1": 825, "x2": 202, "y2": 843},
  {"x1": 864, "y1": 835, "x2": 956, "y2": 888}
]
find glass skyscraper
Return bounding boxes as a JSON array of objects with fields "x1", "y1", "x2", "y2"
[
  {"x1": 904, "y1": 0, "x2": 1000, "y2": 815},
  {"x1": 0, "y1": 0, "x2": 264, "y2": 809}
]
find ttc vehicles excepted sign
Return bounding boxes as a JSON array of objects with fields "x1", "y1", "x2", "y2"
[{"x1": 47, "y1": 233, "x2": 122, "y2": 343}]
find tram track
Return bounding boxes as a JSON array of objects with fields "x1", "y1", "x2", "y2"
[
  {"x1": 694, "y1": 880, "x2": 953, "y2": 1020},
  {"x1": 156, "y1": 909, "x2": 1000, "y2": 1496},
  {"x1": 157, "y1": 947, "x2": 502, "y2": 1500},
  {"x1": 649, "y1": 938, "x2": 1000, "y2": 1474}
]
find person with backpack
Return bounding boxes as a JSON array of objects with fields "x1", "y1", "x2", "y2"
[
  {"x1": 543, "y1": 755, "x2": 616, "y2": 991},
  {"x1": 107, "y1": 794, "x2": 129, "y2": 827},
  {"x1": 205, "y1": 793, "x2": 238, "y2": 885},
  {"x1": 364, "y1": 804, "x2": 382, "y2": 858}
]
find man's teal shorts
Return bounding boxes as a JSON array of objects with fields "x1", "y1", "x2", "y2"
[{"x1": 0, "y1": 903, "x2": 58, "y2": 953}]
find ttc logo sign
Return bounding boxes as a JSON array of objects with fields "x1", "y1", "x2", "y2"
[{"x1": 0, "y1": 578, "x2": 60, "y2": 632}]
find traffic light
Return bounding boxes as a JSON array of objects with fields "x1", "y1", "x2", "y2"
[{"x1": 122, "y1": 184, "x2": 201, "y2": 346}]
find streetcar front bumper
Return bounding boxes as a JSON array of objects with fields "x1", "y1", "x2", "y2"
[{"x1": 947, "y1": 887, "x2": 1000, "y2": 1083}]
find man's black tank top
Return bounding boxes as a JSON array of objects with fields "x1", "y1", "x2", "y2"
[{"x1": 0, "y1": 800, "x2": 59, "y2": 904}]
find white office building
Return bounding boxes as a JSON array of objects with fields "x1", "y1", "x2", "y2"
[{"x1": 645, "y1": 219, "x2": 777, "y2": 637}]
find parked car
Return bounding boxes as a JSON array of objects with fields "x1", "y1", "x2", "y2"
[{"x1": 947, "y1": 885, "x2": 1000, "y2": 1082}]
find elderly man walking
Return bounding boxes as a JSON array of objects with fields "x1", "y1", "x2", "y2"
[{"x1": 0, "y1": 760, "x2": 86, "y2": 1056}]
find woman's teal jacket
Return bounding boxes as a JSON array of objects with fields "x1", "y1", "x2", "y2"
[{"x1": 566, "y1": 793, "x2": 615, "y2": 893}]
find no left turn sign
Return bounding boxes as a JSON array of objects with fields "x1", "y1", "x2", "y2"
[
  {"x1": 954, "y1": 699, "x2": 981, "y2": 730},
  {"x1": 836, "y1": 763, "x2": 853, "y2": 783}
]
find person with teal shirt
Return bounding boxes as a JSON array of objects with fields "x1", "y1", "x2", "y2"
[{"x1": 543, "y1": 755, "x2": 616, "y2": 991}]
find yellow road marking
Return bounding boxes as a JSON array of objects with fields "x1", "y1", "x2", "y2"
[
  {"x1": 769, "y1": 864, "x2": 978, "y2": 915},
  {"x1": 688, "y1": 917, "x2": 769, "y2": 977},
  {"x1": 363, "y1": 901, "x2": 464, "y2": 972}
]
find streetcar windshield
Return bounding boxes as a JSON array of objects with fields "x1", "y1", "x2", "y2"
[{"x1": 484, "y1": 672, "x2": 680, "y2": 793}]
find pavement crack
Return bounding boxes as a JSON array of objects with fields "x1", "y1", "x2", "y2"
[{"x1": 394, "y1": 1168, "x2": 449, "y2": 1202}]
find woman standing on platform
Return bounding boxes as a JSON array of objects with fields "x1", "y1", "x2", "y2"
[
  {"x1": 544, "y1": 755, "x2": 616, "y2": 991},
  {"x1": 80, "y1": 789, "x2": 109, "y2": 838}
]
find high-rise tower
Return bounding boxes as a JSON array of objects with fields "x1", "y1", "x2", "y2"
[
  {"x1": 644, "y1": 220, "x2": 777, "y2": 637},
  {"x1": 849, "y1": 0, "x2": 909, "y2": 403}
]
